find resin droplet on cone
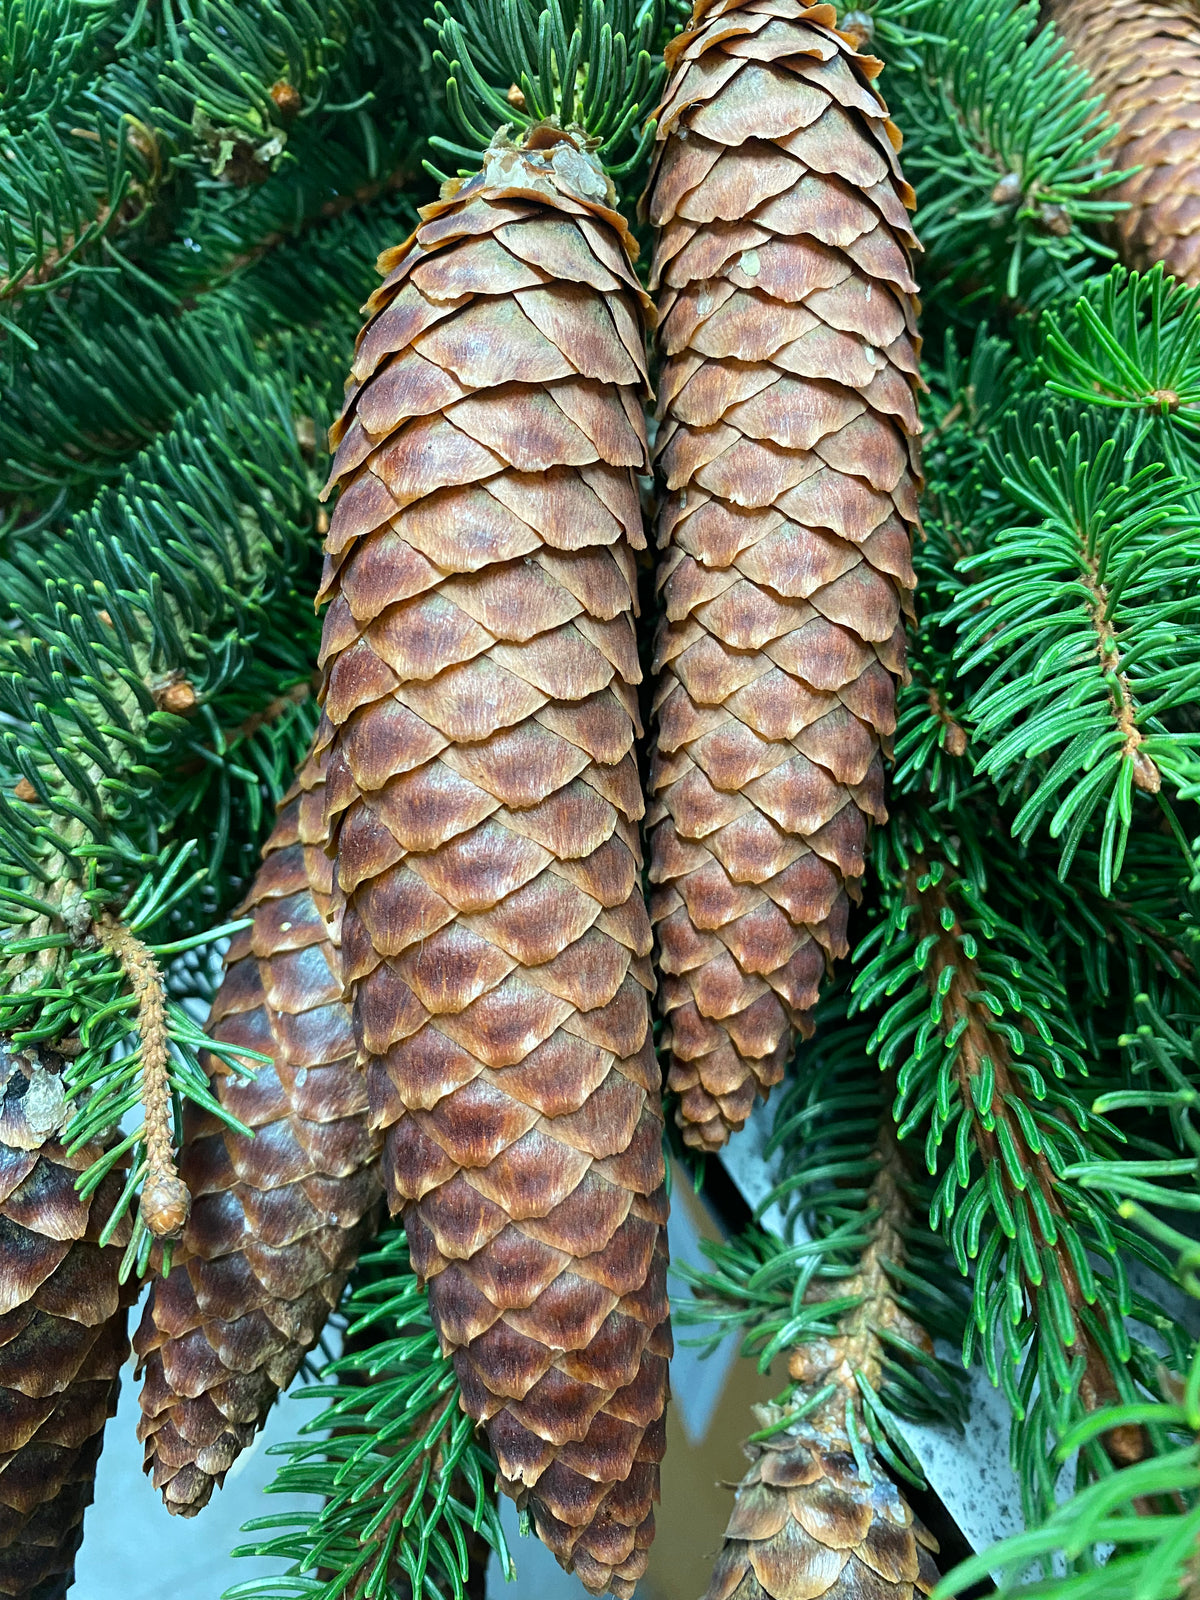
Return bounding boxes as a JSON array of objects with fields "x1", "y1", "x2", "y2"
[
  {"x1": 0, "y1": 1048, "x2": 134, "y2": 1600},
  {"x1": 135, "y1": 747, "x2": 383, "y2": 1514},
  {"x1": 645, "y1": 0, "x2": 922, "y2": 1150},
  {"x1": 316, "y1": 124, "x2": 670, "y2": 1598}
]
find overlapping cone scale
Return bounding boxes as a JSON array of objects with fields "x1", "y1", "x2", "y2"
[
  {"x1": 0, "y1": 1049, "x2": 135, "y2": 1600},
  {"x1": 1050, "y1": 0, "x2": 1200, "y2": 281},
  {"x1": 645, "y1": 0, "x2": 922, "y2": 1150},
  {"x1": 134, "y1": 747, "x2": 384, "y2": 1515},
  {"x1": 315, "y1": 125, "x2": 670, "y2": 1599},
  {"x1": 703, "y1": 1406, "x2": 939, "y2": 1600}
]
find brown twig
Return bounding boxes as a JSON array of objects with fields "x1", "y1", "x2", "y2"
[
  {"x1": 789, "y1": 1117, "x2": 932, "y2": 1415},
  {"x1": 1080, "y1": 552, "x2": 1160, "y2": 792},
  {"x1": 93, "y1": 911, "x2": 190, "y2": 1238},
  {"x1": 928, "y1": 686, "x2": 969, "y2": 757},
  {"x1": 182, "y1": 161, "x2": 414, "y2": 310}
]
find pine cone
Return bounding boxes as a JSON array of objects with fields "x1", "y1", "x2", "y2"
[
  {"x1": 317, "y1": 124, "x2": 670, "y2": 1597},
  {"x1": 645, "y1": 0, "x2": 921, "y2": 1149},
  {"x1": 703, "y1": 1404, "x2": 938, "y2": 1600},
  {"x1": 0, "y1": 1045, "x2": 134, "y2": 1600},
  {"x1": 135, "y1": 746, "x2": 383, "y2": 1515},
  {"x1": 1051, "y1": 0, "x2": 1200, "y2": 281}
]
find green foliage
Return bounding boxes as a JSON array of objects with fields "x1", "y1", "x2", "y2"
[
  {"x1": 936, "y1": 1374, "x2": 1200, "y2": 1600},
  {"x1": 945, "y1": 411, "x2": 1200, "y2": 889},
  {"x1": 878, "y1": 0, "x2": 1121, "y2": 305},
  {"x1": 430, "y1": 0, "x2": 666, "y2": 176},
  {"x1": 230, "y1": 1225, "x2": 510, "y2": 1600}
]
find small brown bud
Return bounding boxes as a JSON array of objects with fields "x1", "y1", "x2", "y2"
[
  {"x1": 140, "y1": 1170, "x2": 191, "y2": 1238},
  {"x1": 124, "y1": 117, "x2": 159, "y2": 162},
  {"x1": 943, "y1": 720, "x2": 968, "y2": 758},
  {"x1": 1150, "y1": 388, "x2": 1180, "y2": 412},
  {"x1": 270, "y1": 80, "x2": 302, "y2": 117},
  {"x1": 839, "y1": 9, "x2": 874, "y2": 48},
  {"x1": 1037, "y1": 202, "x2": 1072, "y2": 236},
  {"x1": 1132, "y1": 750, "x2": 1162, "y2": 793},
  {"x1": 97, "y1": 608, "x2": 114, "y2": 626},
  {"x1": 13, "y1": 778, "x2": 37, "y2": 802},
  {"x1": 315, "y1": 506, "x2": 330, "y2": 535},
  {"x1": 294, "y1": 414, "x2": 317, "y2": 453},
  {"x1": 507, "y1": 82, "x2": 527, "y2": 109},
  {"x1": 991, "y1": 171, "x2": 1022, "y2": 205},
  {"x1": 156, "y1": 678, "x2": 198, "y2": 715}
]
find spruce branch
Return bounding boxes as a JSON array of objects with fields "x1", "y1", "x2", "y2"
[
  {"x1": 679, "y1": 1026, "x2": 967, "y2": 1475},
  {"x1": 429, "y1": 0, "x2": 666, "y2": 178},
  {"x1": 945, "y1": 410, "x2": 1200, "y2": 890},
  {"x1": 92, "y1": 909, "x2": 190, "y2": 1238},
  {"x1": 915, "y1": 845, "x2": 1200, "y2": 1595},
  {"x1": 937, "y1": 1351, "x2": 1200, "y2": 1599},
  {"x1": 883, "y1": 0, "x2": 1122, "y2": 303},
  {"x1": 853, "y1": 826, "x2": 1186, "y2": 1518}
]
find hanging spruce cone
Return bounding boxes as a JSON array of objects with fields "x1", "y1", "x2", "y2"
[
  {"x1": 317, "y1": 124, "x2": 670, "y2": 1597},
  {"x1": 703, "y1": 1125, "x2": 940, "y2": 1600},
  {"x1": 645, "y1": 0, "x2": 921, "y2": 1150},
  {"x1": 135, "y1": 747, "x2": 384, "y2": 1515},
  {"x1": 703, "y1": 1403, "x2": 939, "y2": 1600},
  {"x1": 1050, "y1": 0, "x2": 1200, "y2": 281},
  {"x1": 0, "y1": 1044, "x2": 134, "y2": 1600}
]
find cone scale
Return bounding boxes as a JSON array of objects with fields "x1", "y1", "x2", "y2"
[
  {"x1": 645, "y1": 0, "x2": 922, "y2": 1150},
  {"x1": 316, "y1": 126, "x2": 670, "y2": 1597},
  {"x1": 135, "y1": 747, "x2": 383, "y2": 1514},
  {"x1": 0, "y1": 1050, "x2": 134, "y2": 1600}
]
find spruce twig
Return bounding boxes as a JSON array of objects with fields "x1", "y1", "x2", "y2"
[
  {"x1": 907, "y1": 859, "x2": 1145, "y2": 1467},
  {"x1": 93, "y1": 910, "x2": 190, "y2": 1238}
]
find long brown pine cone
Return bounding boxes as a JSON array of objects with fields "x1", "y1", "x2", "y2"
[
  {"x1": 1051, "y1": 0, "x2": 1200, "y2": 281},
  {"x1": 0, "y1": 1045, "x2": 135, "y2": 1600},
  {"x1": 704, "y1": 1130, "x2": 939, "y2": 1600},
  {"x1": 645, "y1": 0, "x2": 922, "y2": 1151},
  {"x1": 135, "y1": 746, "x2": 384, "y2": 1514},
  {"x1": 316, "y1": 123, "x2": 670, "y2": 1597}
]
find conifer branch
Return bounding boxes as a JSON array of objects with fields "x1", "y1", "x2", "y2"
[
  {"x1": 906, "y1": 859, "x2": 1145, "y2": 1469},
  {"x1": 943, "y1": 407, "x2": 1200, "y2": 889},
  {"x1": 679, "y1": 1030, "x2": 968, "y2": 1465},
  {"x1": 854, "y1": 819, "x2": 1188, "y2": 1519},
  {"x1": 886, "y1": 0, "x2": 1122, "y2": 302},
  {"x1": 429, "y1": 0, "x2": 666, "y2": 178}
]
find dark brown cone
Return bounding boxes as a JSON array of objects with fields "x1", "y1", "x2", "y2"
[
  {"x1": 1051, "y1": 0, "x2": 1200, "y2": 281},
  {"x1": 316, "y1": 124, "x2": 670, "y2": 1597},
  {"x1": 0, "y1": 1046, "x2": 135, "y2": 1600},
  {"x1": 644, "y1": 0, "x2": 921, "y2": 1150},
  {"x1": 134, "y1": 747, "x2": 384, "y2": 1515},
  {"x1": 701, "y1": 1405, "x2": 939, "y2": 1600}
]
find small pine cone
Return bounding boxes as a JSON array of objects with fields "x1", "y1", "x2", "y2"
[
  {"x1": 317, "y1": 124, "x2": 670, "y2": 1597},
  {"x1": 1051, "y1": 0, "x2": 1200, "y2": 281},
  {"x1": 0, "y1": 1047, "x2": 135, "y2": 1600},
  {"x1": 135, "y1": 747, "x2": 383, "y2": 1515},
  {"x1": 703, "y1": 1405, "x2": 939, "y2": 1600},
  {"x1": 645, "y1": 0, "x2": 921, "y2": 1150}
]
